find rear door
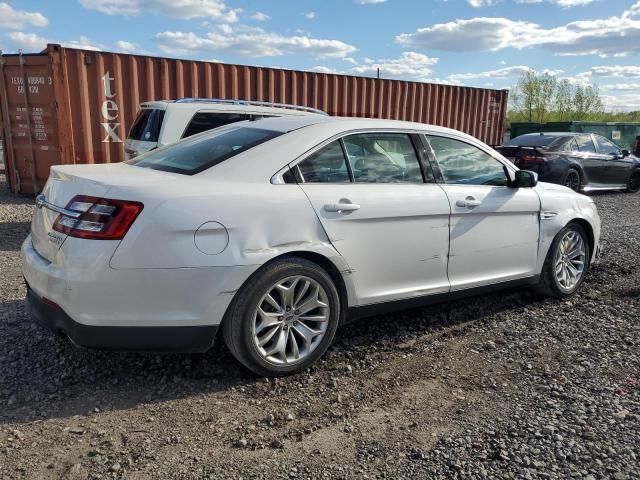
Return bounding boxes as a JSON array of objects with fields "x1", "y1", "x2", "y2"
[
  {"x1": 296, "y1": 131, "x2": 451, "y2": 306},
  {"x1": 574, "y1": 135, "x2": 602, "y2": 184},
  {"x1": 425, "y1": 134, "x2": 540, "y2": 290}
]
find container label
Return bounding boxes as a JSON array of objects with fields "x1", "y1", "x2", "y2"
[
  {"x1": 101, "y1": 72, "x2": 122, "y2": 143},
  {"x1": 612, "y1": 130, "x2": 621, "y2": 141}
]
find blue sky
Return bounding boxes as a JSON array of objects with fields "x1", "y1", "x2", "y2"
[{"x1": 5, "y1": 0, "x2": 640, "y2": 110}]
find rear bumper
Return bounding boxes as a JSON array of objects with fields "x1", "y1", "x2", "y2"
[{"x1": 25, "y1": 286, "x2": 217, "y2": 352}]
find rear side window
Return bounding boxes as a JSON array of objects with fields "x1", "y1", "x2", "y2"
[
  {"x1": 344, "y1": 133, "x2": 423, "y2": 183},
  {"x1": 576, "y1": 135, "x2": 596, "y2": 153},
  {"x1": 128, "y1": 109, "x2": 165, "y2": 142},
  {"x1": 427, "y1": 136, "x2": 508, "y2": 186},
  {"x1": 182, "y1": 112, "x2": 250, "y2": 138},
  {"x1": 594, "y1": 135, "x2": 620, "y2": 155},
  {"x1": 297, "y1": 141, "x2": 351, "y2": 183},
  {"x1": 127, "y1": 127, "x2": 282, "y2": 175}
]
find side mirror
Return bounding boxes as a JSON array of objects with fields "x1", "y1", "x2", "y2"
[
  {"x1": 513, "y1": 170, "x2": 538, "y2": 188},
  {"x1": 621, "y1": 149, "x2": 630, "y2": 158}
]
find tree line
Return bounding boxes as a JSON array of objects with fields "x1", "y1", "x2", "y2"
[{"x1": 507, "y1": 70, "x2": 640, "y2": 124}]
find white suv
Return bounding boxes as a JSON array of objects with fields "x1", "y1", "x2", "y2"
[{"x1": 124, "y1": 98, "x2": 326, "y2": 159}]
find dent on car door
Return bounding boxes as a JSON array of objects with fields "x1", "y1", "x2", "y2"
[
  {"x1": 294, "y1": 132, "x2": 451, "y2": 305},
  {"x1": 425, "y1": 135, "x2": 541, "y2": 290}
]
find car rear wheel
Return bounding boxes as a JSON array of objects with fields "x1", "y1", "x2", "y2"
[
  {"x1": 624, "y1": 171, "x2": 640, "y2": 193},
  {"x1": 563, "y1": 168, "x2": 581, "y2": 192},
  {"x1": 535, "y1": 223, "x2": 590, "y2": 298},
  {"x1": 222, "y1": 257, "x2": 341, "y2": 377}
]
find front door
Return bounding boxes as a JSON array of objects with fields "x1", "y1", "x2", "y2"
[
  {"x1": 296, "y1": 132, "x2": 451, "y2": 305},
  {"x1": 425, "y1": 134, "x2": 541, "y2": 290}
]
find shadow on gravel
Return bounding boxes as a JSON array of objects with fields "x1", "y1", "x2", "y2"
[
  {"x1": 0, "y1": 221, "x2": 30, "y2": 251},
  {"x1": 0, "y1": 286, "x2": 541, "y2": 426}
]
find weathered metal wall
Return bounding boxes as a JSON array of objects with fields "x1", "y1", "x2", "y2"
[{"x1": 1, "y1": 44, "x2": 508, "y2": 193}]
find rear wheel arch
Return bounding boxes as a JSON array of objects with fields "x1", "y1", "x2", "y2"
[{"x1": 220, "y1": 251, "x2": 350, "y2": 333}]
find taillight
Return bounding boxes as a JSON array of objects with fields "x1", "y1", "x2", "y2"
[
  {"x1": 521, "y1": 154, "x2": 546, "y2": 164},
  {"x1": 53, "y1": 195, "x2": 143, "y2": 240}
]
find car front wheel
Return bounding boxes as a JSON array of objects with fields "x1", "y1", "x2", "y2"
[
  {"x1": 625, "y1": 171, "x2": 640, "y2": 193},
  {"x1": 536, "y1": 223, "x2": 590, "y2": 297},
  {"x1": 222, "y1": 257, "x2": 341, "y2": 377}
]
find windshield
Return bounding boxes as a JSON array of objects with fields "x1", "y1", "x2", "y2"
[
  {"x1": 126, "y1": 126, "x2": 282, "y2": 175},
  {"x1": 128, "y1": 109, "x2": 165, "y2": 142}
]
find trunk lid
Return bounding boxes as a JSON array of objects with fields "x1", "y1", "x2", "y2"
[
  {"x1": 30, "y1": 163, "x2": 179, "y2": 262},
  {"x1": 32, "y1": 168, "x2": 111, "y2": 262}
]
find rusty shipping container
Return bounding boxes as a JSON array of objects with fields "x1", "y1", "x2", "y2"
[{"x1": 0, "y1": 44, "x2": 508, "y2": 194}]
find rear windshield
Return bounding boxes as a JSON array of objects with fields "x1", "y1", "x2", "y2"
[
  {"x1": 128, "y1": 109, "x2": 165, "y2": 142},
  {"x1": 505, "y1": 134, "x2": 567, "y2": 148},
  {"x1": 126, "y1": 127, "x2": 282, "y2": 175}
]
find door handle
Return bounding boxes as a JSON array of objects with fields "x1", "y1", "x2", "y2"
[
  {"x1": 456, "y1": 197, "x2": 482, "y2": 208},
  {"x1": 324, "y1": 201, "x2": 360, "y2": 213}
]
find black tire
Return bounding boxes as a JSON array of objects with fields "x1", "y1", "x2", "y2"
[
  {"x1": 563, "y1": 168, "x2": 581, "y2": 192},
  {"x1": 535, "y1": 222, "x2": 590, "y2": 298},
  {"x1": 624, "y1": 170, "x2": 640, "y2": 193},
  {"x1": 221, "y1": 257, "x2": 341, "y2": 377}
]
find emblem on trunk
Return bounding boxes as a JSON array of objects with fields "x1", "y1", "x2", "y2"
[{"x1": 36, "y1": 193, "x2": 46, "y2": 208}]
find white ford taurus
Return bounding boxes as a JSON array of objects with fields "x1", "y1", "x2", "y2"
[{"x1": 23, "y1": 116, "x2": 601, "y2": 376}]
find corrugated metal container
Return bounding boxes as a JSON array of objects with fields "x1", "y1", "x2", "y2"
[
  {"x1": 1, "y1": 44, "x2": 509, "y2": 194},
  {"x1": 510, "y1": 121, "x2": 640, "y2": 151}
]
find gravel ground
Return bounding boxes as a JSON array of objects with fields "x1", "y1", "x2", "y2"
[{"x1": 0, "y1": 173, "x2": 638, "y2": 479}]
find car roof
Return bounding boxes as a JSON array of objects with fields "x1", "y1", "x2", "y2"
[
  {"x1": 515, "y1": 132, "x2": 581, "y2": 138},
  {"x1": 247, "y1": 115, "x2": 479, "y2": 139},
  {"x1": 139, "y1": 99, "x2": 327, "y2": 116}
]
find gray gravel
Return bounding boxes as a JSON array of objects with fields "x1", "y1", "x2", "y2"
[{"x1": 0, "y1": 174, "x2": 638, "y2": 479}]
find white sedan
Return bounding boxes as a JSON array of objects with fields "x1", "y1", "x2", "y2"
[{"x1": 22, "y1": 116, "x2": 601, "y2": 376}]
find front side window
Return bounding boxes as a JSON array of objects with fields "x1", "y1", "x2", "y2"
[
  {"x1": 182, "y1": 112, "x2": 250, "y2": 138},
  {"x1": 297, "y1": 141, "x2": 351, "y2": 183},
  {"x1": 128, "y1": 126, "x2": 282, "y2": 175},
  {"x1": 576, "y1": 135, "x2": 596, "y2": 153},
  {"x1": 594, "y1": 135, "x2": 620, "y2": 155},
  {"x1": 427, "y1": 136, "x2": 508, "y2": 186},
  {"x1": 343, "y1": 133, "x2": 423, "y2": 183}
]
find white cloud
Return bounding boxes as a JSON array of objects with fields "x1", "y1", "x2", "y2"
[
  {"x1": 156, "y1": 27, "x2": 357, "y2": 58},
  {"x1": 78, "y1": 0, "x2": 241, "y2": 22},
  {"x1": 7, "y1": 32, "x2": 102, "y2": 52},
  {"x1": 7, "y1": 31, "x2": 48, "y2": 51},
  {"x1": 0, "y1": 2, "x2": 48, "y2": 29},
  {"x1": 468, "y1": 0, "x2": 500, "y2": 6},
  {"x1": 515, "y1": 0, "x2": 594, "y2": 6},
  {"x1": 450, "y1": 65, "x2": 564, "y2": 81},
  {"x1": 304, "y1": 11, "x2": 316, "y2": 19},
  {"x1": 602, "y1": 83, "x2": 640, "y2": 91},
  {"x1": 600, "y1": 94, "x2": 640, "y2": 111},
  {"x1": 115, "y1": 40, "x2": 139, "y2": 52},
  {"x1": 351, "y1": 51, "x2": 438, "y2": 80},
  {"x1": 397, "y1": 2, "x2": 640, "y2": 56},
  {"x1": 589, "y1": 65, "x2": 640, "y2": 78},
  {"x1": 355, "y1": 0, "x2": 387, "y2": 4},
  {"x1": 311, "y1": 66, "x2": 338, "y2": 74},
  {"x1": 251, "y1": 11, "x2": 269, "y2": 21},
  {"x1": 397, "y1": 17, "x2": 541, "y2": 52},
  {"x1": 62, "y1": 36, "x2": 103, "y2": 51}
]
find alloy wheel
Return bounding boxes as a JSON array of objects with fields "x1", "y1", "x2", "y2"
[
  {"x1": 252, "y1": 275, "x2": 330, "y2": 365},
  {"x1": 564, "y1": 171, "x2": 580, "y2": 192},
  {"x1": 553, "y1": 230, "x2": 587, "y2": 291}
]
